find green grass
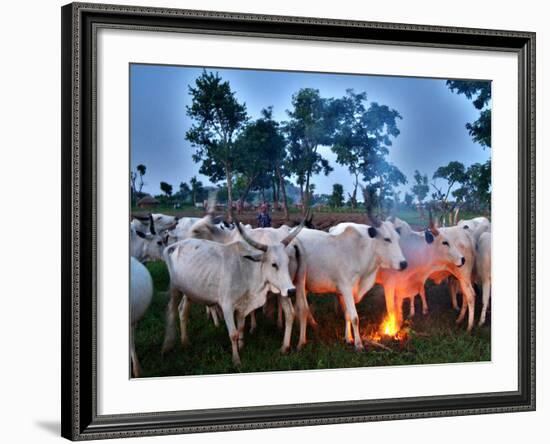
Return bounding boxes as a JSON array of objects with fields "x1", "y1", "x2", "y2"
[{"x1": 134, "y1": 261, "x2": 491, "y2": 378}]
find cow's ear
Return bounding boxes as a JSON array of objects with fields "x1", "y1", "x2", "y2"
[
  {"x1": 368, "y1": 226, "x2": 377, "y2": 238},
  {"x1": 243, "y1": 253, "x2": 263, "y2": 262},
  {"x1": 424, "y1": 230, "x2": 434, "y2": 244},
  {"x1": 135, "y1": 230, "x2": 146, "y2": 239}
]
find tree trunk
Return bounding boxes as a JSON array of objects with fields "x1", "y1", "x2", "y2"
[
  {"x1": 238, "y1": 175, "x2": 257, "y2": 214},
  {"x1": 272, "y1": 176, "x2": 279, "y2": 210},
  {"x1": 351, "y1": 172, "x2": 359, "y2": 209},
  {"x1": 277, "y1": 167, "x2": 289, "y2": 221},
  {"x1": 226, "y1": 164, "x2": 233, "y2": 220},
  {"x1": 303, "y1": 172, "x2": 311, "y2": 215}
]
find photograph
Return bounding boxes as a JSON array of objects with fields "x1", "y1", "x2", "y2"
[{"x1": 129, "y1": 64, "x2": 492, "y2": 378}]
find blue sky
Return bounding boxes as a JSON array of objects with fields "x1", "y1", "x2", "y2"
[{"x1": 130, "y1": 64, "x2": 490, "y2": 197}]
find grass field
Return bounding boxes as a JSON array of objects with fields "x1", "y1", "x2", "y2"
[{"x1": 134, "y1": 259, "x2": 491, "y2": 378}]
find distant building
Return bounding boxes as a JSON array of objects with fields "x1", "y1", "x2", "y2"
[{"x1": 137, "y1": 195, "x2": 160, "y2": 209}]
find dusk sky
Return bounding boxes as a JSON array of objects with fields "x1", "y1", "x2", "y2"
[{"x1": 130, "y1": 63, "x2": 491, "y2": 198}]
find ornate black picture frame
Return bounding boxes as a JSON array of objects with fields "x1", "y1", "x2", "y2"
[{"x1": 61, "y1": 2, "x2": 535, "y2": 440}]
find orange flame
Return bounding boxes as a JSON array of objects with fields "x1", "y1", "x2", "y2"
[{"x1": 380, "y1": 313, "x2": 399, "y2": 337}]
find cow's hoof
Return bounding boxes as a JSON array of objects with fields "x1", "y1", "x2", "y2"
[
  {"x1": 296, "y1": 342, "x2": 307, "y2": 352},
  {"x1": 280, "y1": 346, "x2": 290, "y2": 355},
  {"x1": 422, "y1": 309, "x2": 429, "y2": 316},
  {"x1": 232, "y1": 358, "x2": 242, "y2": 367},
  {"x1": 354, "y1": 343, "x2": 365, "y2": 352}
]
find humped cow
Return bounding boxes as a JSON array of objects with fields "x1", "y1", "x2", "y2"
[
  {"x1": 375, "y1": 216, "x2": 465, "y2": 326},
  {"x1": 296, "y1": 212, "x2": 407, "y2": 351},
  {"x1": 161, "y1": 221, "x2": 303, "y2": 365}
]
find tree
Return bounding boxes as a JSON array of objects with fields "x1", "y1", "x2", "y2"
[
  {"x1": 447, "y1": 80, "x2": 491, "y2": 148},
  {"x1": 432, "y1": 161, "x2": 467, "y2": 221},
  {"x1": 284, "y1": 88, "x2": 336, "y2": 213},
  {"x1": 185, "y1": 71, "x2": 248, "y2": 214},
  {"x1": 233, "y1": 108, "x2": 285, "y2": 213},
  {"x1": 178, "y1": 182, "x2": 191, "y2": 201},
  {"x1": 331, "y1": 89, "x2": 402, "y2": 208},
  {"x1": 189, "y1": 176, "x2": 204, "y2": 206},
  {"x1": 136, "y1": 164, "x2": 146, "y2": 193},
  {"x1": 452, "y1": 160, "x2": 491, "y2": 211},
  {"x1": 411, "y1": 170, "x2": 429, "y2": 204},
  {"x1": 329, "y1": 183, "x2": 344, "y2": 208},
  {"x1": 404, "y1": 192, "x2": 414, "y2": 209},
  {"x1": 160, "y1": 181, "x2": 173, "y2": 197}
]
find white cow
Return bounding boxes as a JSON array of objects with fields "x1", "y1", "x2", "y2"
[
  {"x1": 161, "y1": 222, "x2": 301, "y2": 365},
  {"x1": 130, "y1": 257, "x2": 153, "y2": 377},
  {"x1": 449, "y1": 216, "x2": 491, "y2": 315},
  {"x1": 131, "y1": 213, "x2": 178, "y2": 234},
  {"x1": 426, "y1": 224, "x2": 477, "y2": 331},
  {"x1": 376, "y1": 217, "x2": 465, "y2": 325},
  {"x1": 475, "y1": 231, "x2": 492, "y2": 326},
  {"x1": 185, "y1": 215, "x2": 306, "y2": 352},
  {"x1": 130, "y1": 214, "x2": 165, "y2": 263},
  {"x1": 296, "y1": 218, "x2": 407, "y2": 351}
]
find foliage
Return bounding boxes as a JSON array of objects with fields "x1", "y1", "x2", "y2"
[
  {"x1": 411, "y1": 170, "x2": 429, "y2": 204},
  {"x1": 452, "y1": 160, "x2": 491, "y2": 210},
  {"x1": 329, "y1": 183, "x2": 345, "y2": 208},
  {"x1": 447, "y1": 80, "x2": 491, "y2": 148},
  {"x1": 331, "y1": 89, "x2": 402, "y2": 208},
  {"x1": 404, "y1": 192, "x2": 414, "y2": 208},
  {"x1": 185, "y1": 70, "x2": 248, "y2": 210},
  {"x1": 283, "y1": 88, "x2": 336, "y2": 211},
  {"x1": 159, "y1": 181, "x2": 173, "y2": 197}
]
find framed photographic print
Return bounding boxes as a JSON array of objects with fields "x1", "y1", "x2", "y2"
[{"x1": 61, "y1": 2, "x2": 536, "y2": 440}]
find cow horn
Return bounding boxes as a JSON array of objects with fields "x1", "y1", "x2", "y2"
[
  {"x1": 428, "y1": 208, "x2": 440, "y2": 236},
  {"x1": 148, "y1": 213, "x2": 156, "y2": 235},
  {"x1": 281, "y1": 208, "x2": 309, "y2": 246},
  {"x1": 232, "y1": 212, "x2": 268, "y2": 252},
  {"x1": 366, "y1": 207, "x2": 381, "y2": 228}
]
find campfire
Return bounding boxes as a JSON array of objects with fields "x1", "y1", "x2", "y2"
[{"x1": 364, "y1": 313, "x2": 409, "y2": 350}]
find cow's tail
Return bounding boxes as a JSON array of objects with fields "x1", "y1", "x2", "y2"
[{"x1": 161, "y1": 244, "x2": 181, "y2": 355}]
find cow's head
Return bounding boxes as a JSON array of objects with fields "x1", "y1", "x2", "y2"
[
  {"x1": 189, "y1": 215, "x2": 235, "y2": 243},
  {"x1": 132, "y1": 214, "x2": 166, "y2": 262},
  {"x1": 367, "y1": 212, "x2": 407, "y2": 271},
  {"x1": 389, "y1": 216, "x2": 413, "y2": 237},
  {"x1": 235, "y1": 213, "x2": 307, "y2": 297},
  {"x1": 425, "y1": 213, "x2": 465, "y2": 267}
]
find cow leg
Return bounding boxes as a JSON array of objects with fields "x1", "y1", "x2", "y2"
[
  {"x1": 222, "y1": 306, "x2": 241, "y2": 366},
  {"x1": 274, "y1": 296, "x2": 282, "y2": 329},
  {"x1": 208, "y1": 306, "x2": 220, "y2": 327},
  {"x1": 449, "y1": 278, "x2": 460, "y2": 311},
  {"x1": 237, "y1": 312, "x2": 246, "y2": 350},
  {"x1": 178, "y1": 295, "x2": 191, "y2": 347},
  {"x1": 456, "y1": 280, "x2": 476, "y2": 332},
  {"x1": 337, "y1": 294, "x2": 353, "y2": 345},
  {"x1": 295, "y1": 284, "x2": 310, "y2": 351},
  {"x1": 249, "y1": 310, "x2": 257, "y2": 334},
  {"x1": 161, "y1": 286, "x2": 183, "y2": 355},
  {"x1": 130, "y1": 324, "x2": 141, "y2": 378},
  {"x1": 341, "y1": 287, "x2": 363, "y2": 351},
  {"x1": 420, "y1": 286, "x2": 429, "y2": 315},
  {"x1": 409, "y1": 295, "x2": 416, "y2": 318},
  {"x1": 280, "y1": 297, "x2": 295, "y2": 354},
  {"x1": 479, "y1": 279, "x2": 491, "y2": 326}
]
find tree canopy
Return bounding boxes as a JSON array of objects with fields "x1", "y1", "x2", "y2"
[
  {"x1": 447, "y1": 80, "x2": 491, "y2": 148},
  {"x1": 185, "y1": 70, "x2": 248, "y2": 212}
]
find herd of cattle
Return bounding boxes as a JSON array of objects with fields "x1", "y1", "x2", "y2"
[{"x1": 129, "y1": 210, "x2": 491, "y2": 376}]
